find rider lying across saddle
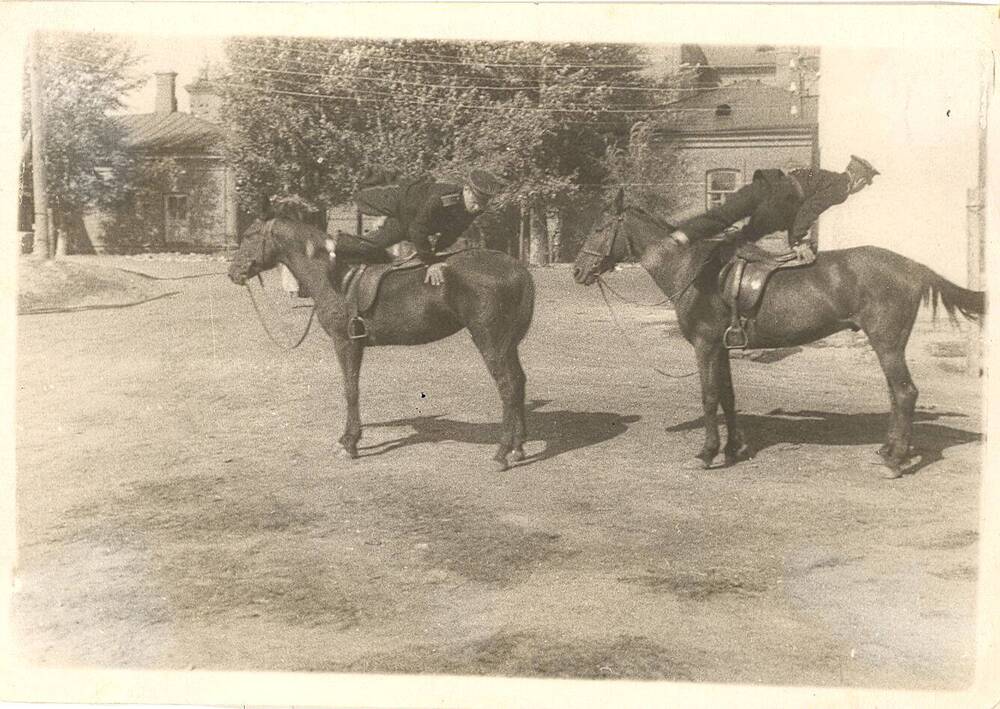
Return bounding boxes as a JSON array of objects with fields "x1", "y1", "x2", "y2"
[
  {"x1": 353, "y1": 168, "x2": 507, "y2": 285},
  {"x1": 669, "y1": 155, "x2": 880, "y2": 264}
]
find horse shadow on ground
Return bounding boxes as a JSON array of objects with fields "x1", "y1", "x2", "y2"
[
  {"x1": 360, "y1": 399, "x2": 640, "y2": 468},
  {"x1": 665, "y1": 408, "x2": 981, "y2": 476}
]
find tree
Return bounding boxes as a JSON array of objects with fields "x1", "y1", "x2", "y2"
[
  {"x1": 219, "y1": 37, "x2": 688, "y2": 260},
  {"x1": 22, "y1": 32, "x2": 146, "y2": 253}
]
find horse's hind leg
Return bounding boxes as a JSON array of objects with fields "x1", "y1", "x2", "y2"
[
  {"x1": 507, "y1": 347, "x2": 528, "y2": 462},
  {"x1": 333, "y1": 337, "x2": 364, "y2": 459},
  {"x1": 467, "y1": 324, "x2": 516, "y2": 472},
  {"x1": 864, "y1": 308, "x2": 919, "y2": 478},
  {"x1": 870, "y1": 345, "x2": 918, "y2": 477}
]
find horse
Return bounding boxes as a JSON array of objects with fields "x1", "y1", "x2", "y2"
[
  {"x1": 572, "y1": 189, "x2": 984, "y2": 478},
  {"x1": 228, "y1": 217, "x2": 535, "y2": 472}
]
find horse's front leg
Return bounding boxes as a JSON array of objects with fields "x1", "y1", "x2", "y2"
[
  {"x1": 718, "y1": 349, "x2": 751, "y2": 466},
  {"x1": 334, "y1": 336, "x2": 364, "y2": 459},
  {"x1": 693, "y1": 337, "x2": 723, "y2": 468}
]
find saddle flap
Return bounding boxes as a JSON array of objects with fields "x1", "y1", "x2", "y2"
[
  {"x1": 719, "y1": 253, "x2": 812, "y2": 315},
  {"x1": 345, "y1": 260, "x2": 427, "y2": 315}
]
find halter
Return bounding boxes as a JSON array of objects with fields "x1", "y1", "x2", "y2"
[
  {"x1": 586, "y1": 206, "x2": 713, "y2": 305},
  {"x1": 581, "y1": 212, "x2": 635, "y2": 264},
  {"x1": 241, "y1": 218, "x2": 317, "y2": 350}
]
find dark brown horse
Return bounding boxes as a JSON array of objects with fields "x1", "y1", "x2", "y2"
[
  {"x1": 573, "y1": 190, "x2": 984, "y2": 478},
  {"x1": 229, "y1": 217, "x2": 534, "y2": 471}
]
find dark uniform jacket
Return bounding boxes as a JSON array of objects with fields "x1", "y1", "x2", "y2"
[
  {"x1": 676, "y1": 167, "x2": 852, "y2": 248},
  {"x1": 355, "y1": 177, "x2": 475, "y2": 264}
]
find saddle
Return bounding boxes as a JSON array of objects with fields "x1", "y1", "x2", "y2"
[
  {"x1": 340, "y1": 245, "x2": 474, "y2": 341},
  {"x1": 341, "y1": 260, "x2": 424, "y2": 340},
  {"x1": 718, "y1": 244, "x2": 813, "y2": 349}
]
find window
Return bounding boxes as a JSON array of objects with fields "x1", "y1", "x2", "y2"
[
  {"x1": 165, "y1": 194, "x2": 189, "y2": 222},
  {"x1": 715, "y1": 103, "x2": 733, "y2": 117},
  {"x1": 706, "y1": 169, "x2": 740, "y2": 210}
]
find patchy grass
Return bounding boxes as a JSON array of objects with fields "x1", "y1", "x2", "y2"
[
  {"x1": 345, "y1": 631, "x2": 692, "y2": 680},
  {"x1": 18, "y1": 257, "x2": 164, "y2": 313},
  {"x1": 618, "y1": 567, "x2": 767, "y2": 599}
]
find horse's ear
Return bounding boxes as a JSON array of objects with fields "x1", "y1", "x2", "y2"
[{"x1": 614, "y1": 187, "x2": 625, "y2": 215}]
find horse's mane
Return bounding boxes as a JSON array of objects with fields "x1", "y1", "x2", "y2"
[
  {"x1": 623, "y1": 203, "x2": 727, "y2": 270},
  {"x1": 623, "y1": 204, "x2": 677, "y2": 233},
  {"x1": 270, "y1": 217, "x2": 389, "y2": 264}
]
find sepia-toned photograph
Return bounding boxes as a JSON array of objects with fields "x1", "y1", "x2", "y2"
[{"x1": 2, "y1": 3, "x2": 996, "y2": 707}]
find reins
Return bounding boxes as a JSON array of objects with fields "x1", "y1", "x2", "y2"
[
  {"x1": 595, "y1": 279, "x2": 697, "y2": 379},
  {"x1": 587, "y1": 207, "x2": 729, "y2": 380},
  {"x1": 244, "y1": 281, "x2": 317, "y2": 350},
  {"x1": 242, "y1": 219, "x2": 317, "y2": 350}
]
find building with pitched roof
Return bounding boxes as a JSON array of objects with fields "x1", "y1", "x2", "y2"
[{"x1": 83, "y1": 71, "x2": 237, "y2": 252}]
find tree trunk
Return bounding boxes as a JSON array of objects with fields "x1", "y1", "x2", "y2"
[
  {"x1": 548, "y1": 208, "x2": 562, "y2": 263},
  {"x1": 528, "y1": 201, "x2": 549, "y2": 267},
  {"x1": 29, "y1": 35, "x2": 51, "y2": 260},
  {"x1": 518, "y1": 202, "x2": 529, "y2": 262},
  {"x1": 47, "y1": 208, "x2": 56, "y2": 258},
  {"x1": 54, "y1": 210, "x2": 67, "y2": 257}
]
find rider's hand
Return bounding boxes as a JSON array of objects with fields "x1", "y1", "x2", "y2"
[
  {"x1": 793, "y1": 242, "x2": 815, "y2": 262},
  {"x1": 425, "y1": 262, "x2": 447, "y2": 286}
]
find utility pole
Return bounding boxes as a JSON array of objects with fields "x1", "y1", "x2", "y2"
[
  {"x1": 966, "y1": 54, "x2": 989, "y2": 377},
  {"x1": 29, "y1": 32, "x2": 52, "y2": 259}
]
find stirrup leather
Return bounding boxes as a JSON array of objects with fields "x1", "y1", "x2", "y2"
[{"x1": 724, "y1": 258, "x2": 749, "y2": 350}]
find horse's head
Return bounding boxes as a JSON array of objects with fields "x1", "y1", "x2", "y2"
[
  {"x1": 228, "y1": 219, "x2": 281, "y2": 285},
  {"x1": 229, "y1": 218, "x2": 339, "y2": 285},
  {"x1": 573, "y1": 188, "x2": 631, "y2": 286}
]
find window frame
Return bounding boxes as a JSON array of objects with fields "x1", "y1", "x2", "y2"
[
  {"x1": 705, "y1": 169, "x2": 741, "y2": 210},
  {"x1": 164, "y1": 193, "x2": 190, "y2": 223}
]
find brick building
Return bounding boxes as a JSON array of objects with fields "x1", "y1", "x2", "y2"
[{"x1": 653, "y1": 45, "x2": 820, "y2": 226}]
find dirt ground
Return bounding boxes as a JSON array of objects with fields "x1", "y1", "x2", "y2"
[{"x1": 13, "y1": 255, "x2": 983, "y2": 690}]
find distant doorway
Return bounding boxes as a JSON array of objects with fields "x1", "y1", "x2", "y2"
[{"x1": 164, "y1": 193, "x2": 190, "y2": 244}]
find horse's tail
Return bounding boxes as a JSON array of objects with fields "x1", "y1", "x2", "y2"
[{"x1": 921, "y1": 267, "x2": 985, "y2": 323}]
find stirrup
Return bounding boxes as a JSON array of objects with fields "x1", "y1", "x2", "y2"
[
  {"x1": 724, "y1": 323, "x2": 748, "y2": 350},
  {"x1": 348, "y1": 316, "x2": 369, "y2": 340}
]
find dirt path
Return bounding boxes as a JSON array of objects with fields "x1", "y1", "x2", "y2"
[{"x1": 13, "y1": 259, "x2": 982, "y2": 688}]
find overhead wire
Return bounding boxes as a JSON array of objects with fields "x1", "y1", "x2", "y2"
[
  {"x1": 230, "y1": 39, "x2": 653, "y2": 69},
  {"x1": 231, "y1": 60, "x2": 804, "y2": 95},
  {"x1": 52, "y1": 45, "x2": 814, "y2": 118},
  {"x1": 224, "y1": 69, "x2": 808, "y2": 114}
]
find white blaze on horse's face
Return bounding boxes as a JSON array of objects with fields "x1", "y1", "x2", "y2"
[{"x1": 325, "y1": 237, "x2": 337, "y2": 264}]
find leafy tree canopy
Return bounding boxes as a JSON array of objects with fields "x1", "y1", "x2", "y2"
[
  {"x1": 220, "y1": 37, "x2": 687, "y2": 216},
  {"x1": 23, "y1": 32, "x2": 146, "y2": 215}
]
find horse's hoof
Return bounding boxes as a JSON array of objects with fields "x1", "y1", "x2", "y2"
[
  {"x1": 724, "y1": 444, "x2": 752, "y2": 467},
  {"x1": 690, "y1": 456, "x2": 714, "y2": 470},
  {"x1": 510, "y1": 448, "x2": 526, "y2": 462},
  {"x1": 491, "y1": 458, "x2": 510, "y2": 473},
  {"x1": 880, "y1": 464, "x2": 904, "y2": 480},
  {"x1": 876, "y1": 443, "x2": 892, "y2": 458},
  {"x1": 336, "y1": 446, "x2": 357, "y2": 460}
]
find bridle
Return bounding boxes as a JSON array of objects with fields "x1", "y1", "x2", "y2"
[
  {"x1": 240, "y1": 218, "x2": 317, "y2": 350},
  {"x1": 581, "y1": 212, "x2": 635, "y2": 268},
  {"x1": 583, "y1": 207, "x2": 700, "y2": 304},
  {"x1": 582, "y1": 208, "x2": 696, "y2": 379}
]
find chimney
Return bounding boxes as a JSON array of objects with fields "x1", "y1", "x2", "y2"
[{"x1": 154, "y1": 72, "x2": 178, "y2": 114}]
